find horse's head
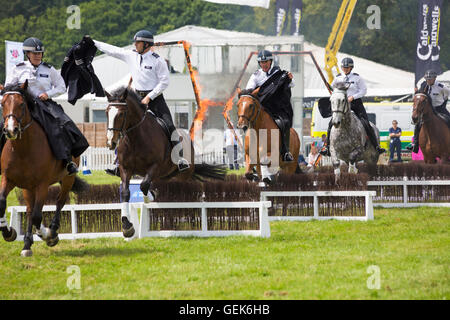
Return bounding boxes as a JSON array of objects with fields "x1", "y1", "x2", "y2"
[
  {"x1": 330, "y1": 88, "x2": 349, "y2": 128},
  {"x1": 1, "y1": 81, "x2": 31, "y2": 140},
  {"x1": 105, "y1": 88, "x2": 128, "y2": 150},
  {"x1": 236, "y1": 87, "x2": 260, "y2": 132},
  {"x1": 412, "y1": 92, "x2": 431, "y2": 125}
]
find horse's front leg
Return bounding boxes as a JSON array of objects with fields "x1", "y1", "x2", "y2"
[
  {"x1": 120, "y1": 170, "x2": 134, "y2": 238},
  {"x1": 331, "y1": 152, "x2": 341, "y2": 184},
  {"x1": 21, "y1": 185, "x2": 48, "y2": 257},
  {"x1": 0, "y1": 178, "x2": 17, "y2": 242},
  {"x1": 141, "y1": 164, "x2": 159, "y2": 202}
]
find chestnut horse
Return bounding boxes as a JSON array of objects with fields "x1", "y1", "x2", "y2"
[
  {"x1": 412, "y1": 92, "x2": 450, "y2": 164},
  {"x1": 236, "y1": 88, "x2": 300, "y2": 183},
  {"x1": 0, "y1": 81, "x2": 88, "y2": 257},
  {"x1": 105, "y1": 87, "x2": 226, "y2": 238}
]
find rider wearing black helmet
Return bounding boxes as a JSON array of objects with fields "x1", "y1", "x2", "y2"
[
  {"x1": 320, "y1": 57, "x2": 386, "y2": 156},
  {"x1": 407, "y1": 69, "x2": 450, "y2": 152},
  {"x1": 246, "y1": 49, "x2": 295, "y2": 162},
  {"x1": 1, "y1": 37, "x2": 89, "y2": 175},
  {"x1": 89, "y1": 30, "x2": 190, "y2": 174}
]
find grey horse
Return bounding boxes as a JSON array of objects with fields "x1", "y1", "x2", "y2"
[{"x1": 329, "y1": 84, "x2": 380, "y2": 178}]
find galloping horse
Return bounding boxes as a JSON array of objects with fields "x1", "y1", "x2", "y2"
[
  {"x1": 0, "y1": 81, "x2": 87, "y2": 257},
  {"x1": 412, "y1": 92, "x2": 450, "y2": 163},
  {"x1": 236, "y1": 88, "x2": 300, "y2": 183},
  {"x1": 329, "y1": 85, "x2": 380, "y2": 177},
  {"x1": 105, "y1": 87, "x2": 225, "y2": 237}
]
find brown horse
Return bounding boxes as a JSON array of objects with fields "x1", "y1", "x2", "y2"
[
  {"x1": 236, "y1": 87, "x2": 300, "y2": 183},
  {"x1": 0, "y1": 81, "x2": 87, "y2": 257},
  {"x1": 105, "y1": 87, "x2": 226, "y2": 237},
  {"x1": 412, "y1": 92, "x2": 450, "y2": 164}
]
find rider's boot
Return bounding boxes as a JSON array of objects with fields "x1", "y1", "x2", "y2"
[
  {"x1": 406, "y1": 122, "x2": 421, "y2": 153},
  {"x1": 362, "y1": 118, "x2": 386, "y2": 155},
  {"x1": 281, "y1": 128, "x2": 294, "y2": 162},
  {"x1": 64, "y1": 159, "x2": 78, "y2": 176}
]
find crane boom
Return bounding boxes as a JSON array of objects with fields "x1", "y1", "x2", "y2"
[{"x1": 324, "y1": 0, "x2": 357, "y2": 84}]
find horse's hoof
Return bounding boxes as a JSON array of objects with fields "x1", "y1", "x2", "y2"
[
  {"x1": 37, "y1": 227, "x2": 51, "y2": 241},
  {"x1": 20, "y1": 249, "x2": 33, "y2": 257},
  {"x1": 122, "y1": 227, "x2": 135, "y2": 238},
  {"x1": 46, "y1": 236, "x2": 59, "y2": 247},
  {"x1": 122, "y1": 217, "x2": 135, "y2": 238},
  {"x1": 2, "y1": 227, "x2": 17, "y2": 242}
]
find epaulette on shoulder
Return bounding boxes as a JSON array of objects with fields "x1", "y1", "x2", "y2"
[
  {"x1": 152, "y1": 52, "x2": 160, "y2": 58},
  {"x1": 353, "y1": 72, "x2": 359, "y2": 76},
  {"x1": 336, "y1": 73, "x2": 341, "y2": 77},
  {"x1": 16, "y1": 62, "x2": 25, "y2": 67},
  {"x1": 438, "y1": 83, "x2": 444, "y2": 88},
  {"x1": 253, "y1": 70, "x2": 260, "y2": 75},
  {"x1": 42, "y1": 62, "x2": 53, "y2": 68}
]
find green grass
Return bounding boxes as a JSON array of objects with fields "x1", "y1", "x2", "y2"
[{"x1": 0, "y1": 207, "x2": 448, "y2": 300}]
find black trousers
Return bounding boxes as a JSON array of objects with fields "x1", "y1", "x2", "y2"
[
  {"x1": 274, "y1": 114, "x2": 292, "y2": 156},
  {"x1": 148, "y1": 94, "x2": 177, "y2": 140}
]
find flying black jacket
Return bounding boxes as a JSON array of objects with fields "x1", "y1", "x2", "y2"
[
  {"x1": 257, "y1": 69, "x2": 294, "y2": 126},
  {"x1": 61, "y1": 36, "x2": 105, "y2": 105}
]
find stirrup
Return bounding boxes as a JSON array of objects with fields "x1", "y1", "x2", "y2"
[
  {"x1": 178, "y1": 158, "x2": 190, "y2": 172},
  {"x1": 282, "y1": 152, "x2": 294, "y2": 162},
  {"x1": 66, "y1": 161, "x2": 78, "y2": 176},
  {"x1": 376, "y1": 146, "x2": 386, "y2": 155},
  {"x1": 319, "y1": 147, "x2": 330, "y2": 156},
  {"x1": 105, "y1": 166, "x2": 120, "y2": 177}
]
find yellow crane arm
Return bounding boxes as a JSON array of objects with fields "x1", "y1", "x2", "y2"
[{"x1": 324, "y1": 0, "x2": 357, "y2": 84}]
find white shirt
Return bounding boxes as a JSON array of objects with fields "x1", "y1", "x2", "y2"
[
  {"x1": 4, "y1": 60, "x2": 66, "y2": 99},
  {"x1": 246, "y1": 65, "x2": 295, "y2": 90},
  {"x1": 224, "y1": 129, "x2": 237, "y2": 147},
  {"x1": 331, "y1": 72, "x2": 367, "y2": 100},
  {"x1": 419, "y1": 80, "x2": 450, "y2": 107},
  {"x1": 93, "y1": 40, "x2": 169, "y2": 100}
]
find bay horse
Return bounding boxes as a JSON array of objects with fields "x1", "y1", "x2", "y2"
[
  {"x1": 412, "y1": 92, "x2": 450, "y2": 164},
  {"x1": 236, "y1": 88, "x2": 300, "y2": 183},
  {"x1": 105, "y1": 87, "x2": 226, "y2": 238},
  {"x1": 329, "y1": 85, "x2": 379, "y2": 178},
  {"x1": 0, "y1": 81, "x2": 88, "y2": 257}
]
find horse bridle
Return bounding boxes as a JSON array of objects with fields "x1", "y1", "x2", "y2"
[
  {"x1": 331, "y1": 91, "x2": 349, "y2": 115},
  {"x1": 412, "y1": 93, "x2": 430, "y2": 124},
  {"x1": 1, "y1": 91, "x2": 33, "y2": 138},
  {"x1": 107, "y1": 101, "x2": 148, "y2": 139},
  {"x1": 238, "y1": 95, "x2": 261, "y2": 127}
]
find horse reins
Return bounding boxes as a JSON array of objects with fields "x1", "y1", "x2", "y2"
[
  {"x1": 107, "y1": 101, "x2": 148, "y2": 139},
  {"x1": 238, "y1": 95, "x2": 262, "y2": 127},
  {"x1": 413, "y1": 93, "x2": 431, "y2": 124},
  {"x1": 2, "y1": 91, "x2": 34, "y2": 138}
]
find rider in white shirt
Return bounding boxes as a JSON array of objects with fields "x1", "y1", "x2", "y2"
[
  {"x1": 88, "y1": 30, "x2": 189, "y2": 173},
  {"x1": 1, "y1": 37, "x2": 88, "y2": 175},
  {"x1": 245, "y1": 50, "x2": 295, "y2": 162},
  {"x1": 407, "y1": 69, "x2": 450, "y2": 152},
  {"x1": 320, "y1": 57, "x2": 386, "y2": 156}
]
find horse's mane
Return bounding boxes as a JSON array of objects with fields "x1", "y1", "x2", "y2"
[
  {"x1": 109, "y1": 86, "x2": 147, "y2": 112},
  {"x1": 1, "y1": 84, "x2": 35, "y2": 106},
  {"x1": 417, "y1": 86, "x2": 433, "y2": 106},
  {"x1": 238, "y1": 88, "x2": 259, "y2": 100}
]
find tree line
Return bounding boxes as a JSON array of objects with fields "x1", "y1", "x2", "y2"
[{"x1": 0, "y1": 0, "x2": 448, "y2": 83}]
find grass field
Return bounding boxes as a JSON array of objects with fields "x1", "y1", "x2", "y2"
[{"x1": 0, "y1": 172, "x2": 448, "y2": 300}]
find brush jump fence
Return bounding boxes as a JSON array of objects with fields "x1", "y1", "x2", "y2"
[
  {"x1": 261, "y1": 191, "x2": 376, "y2": 221},
  {"x1": 7, "y1": 201, "x2": 272, "y2": 241},
  {"x1": 368, "y1": 180, "x2": 450, "y2": 207}
]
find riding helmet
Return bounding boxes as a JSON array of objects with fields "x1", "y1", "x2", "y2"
[
  {"x1": 424, "y1": 69, "x2": 437, "y2": 80},
  {"x1": 257, "y1": 50, "x2": 274, "y2": 62},
  {"x1": 341, "y1": 57, "x2": 354, "y2": 68},
  {"x1": 133, "y1": 30, "x2": 154, "y2": 46},
  {"x1": 22, "y1": 37, "x2": 44, "y2": 53}
]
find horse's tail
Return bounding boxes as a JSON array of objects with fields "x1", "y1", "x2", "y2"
[
  {"x1": 193, "y1": 163, "x2": 227, "y2": 181},
  {"x1": 71, "y1": 176, "x2": 90, "y2": 193}
]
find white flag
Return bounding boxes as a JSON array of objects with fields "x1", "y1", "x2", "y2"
[
  {"x1": 5, "y1": 41, "x2": 24, "y2": 80},
  {"x1": 202, "y1": 0, "x2": 270, "y2": 9}
]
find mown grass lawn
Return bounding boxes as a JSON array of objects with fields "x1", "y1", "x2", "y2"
[{"x1": 0, "y1": 205, "x2": 448, "y2": 300}]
